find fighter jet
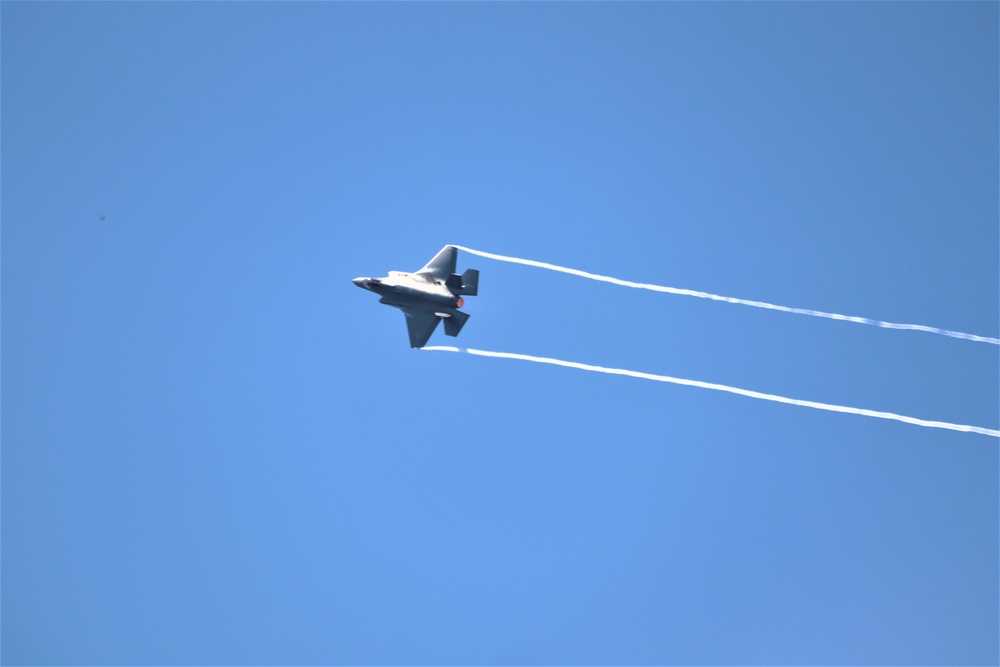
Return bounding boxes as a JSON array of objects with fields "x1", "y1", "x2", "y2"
[{"x1": 352, "y1": 245, "x2": 479, "y2": 348}]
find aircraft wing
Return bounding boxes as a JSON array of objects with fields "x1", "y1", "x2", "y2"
[
  {"x1": 416, "y1": 245, "x2": 457, "y2": 280},
  {"x1": 401, "y1": 308, "x2": 441, "y2": 348}
]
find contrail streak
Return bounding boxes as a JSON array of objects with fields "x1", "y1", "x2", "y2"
[
  {"x1": 422, "y1": 346, "x2": 1000, "y2": 439},
  {"x1": 451, "y1": 245, "x2": 1000, "y2": 345}
]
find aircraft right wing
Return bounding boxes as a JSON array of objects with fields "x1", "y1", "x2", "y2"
[
  {"x1": 416, "y1": 245, "x2": 457, "y2": 280},
  {"x1": 402, "y1": 308, "x2": 441, "y2": 348}
]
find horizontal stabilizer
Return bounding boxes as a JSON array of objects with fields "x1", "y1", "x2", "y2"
[{"x1": 443, "y1": 309, "x2": 470, "y2": 337}]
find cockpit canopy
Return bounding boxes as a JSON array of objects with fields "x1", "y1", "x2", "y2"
[{"x1": 353, "y1": 277, "x2": 382, "y2": 290}]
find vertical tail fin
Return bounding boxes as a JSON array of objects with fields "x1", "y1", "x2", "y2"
[
  {"x1": 458, "y1": 268, "x2": 478, "y2": 296},
  {"x1": 445, "y1": 268, "x2": 479, "y2": 295}
]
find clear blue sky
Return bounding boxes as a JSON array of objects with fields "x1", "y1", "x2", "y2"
[{"x1": 3, "y1": 3, "x2": 997, "y2": 665}]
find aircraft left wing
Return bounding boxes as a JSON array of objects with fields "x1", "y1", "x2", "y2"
[{"x1": 402, "y1": 308, "x2": 441, "y2": 348}]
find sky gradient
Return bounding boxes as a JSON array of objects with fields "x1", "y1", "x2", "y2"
[{"x1": 3, "y1": 3, "x2": 998, "y2": 665}]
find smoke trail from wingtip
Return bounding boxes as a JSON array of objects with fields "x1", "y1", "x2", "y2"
[
  {"x1": 421, "y1": 346, "x2": 1000, "y2": 438},
  {"x1": 451, "y1": 245, "x2": 1000, "y2": 345}
]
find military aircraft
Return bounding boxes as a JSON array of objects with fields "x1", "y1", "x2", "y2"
[{"x1": 352, "y1": 245, "x2": 479, "y2": 348}]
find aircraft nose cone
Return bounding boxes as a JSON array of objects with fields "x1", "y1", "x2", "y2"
[{"x1": 352, "y1": 277, "x2": 365, "y2": 288}]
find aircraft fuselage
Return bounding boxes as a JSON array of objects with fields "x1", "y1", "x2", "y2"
[
  {"x1": 351, "y1": 246, "x2": 478, "y2": 347},
  {"x1": 353, "y1": 273, "x2": 464, "y2": 310}
]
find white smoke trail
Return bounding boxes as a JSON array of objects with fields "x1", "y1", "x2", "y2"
[
  {"x1": 451, "y1": 245, "x2": 1000, "y2": 345},
  {"x1": 422, "y1": 346, "x2": 1000, "y2": 439}
]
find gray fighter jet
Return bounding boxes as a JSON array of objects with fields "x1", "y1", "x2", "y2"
[{"x1": 352, "y1": 245, "x2": 479, "y2": 348}]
